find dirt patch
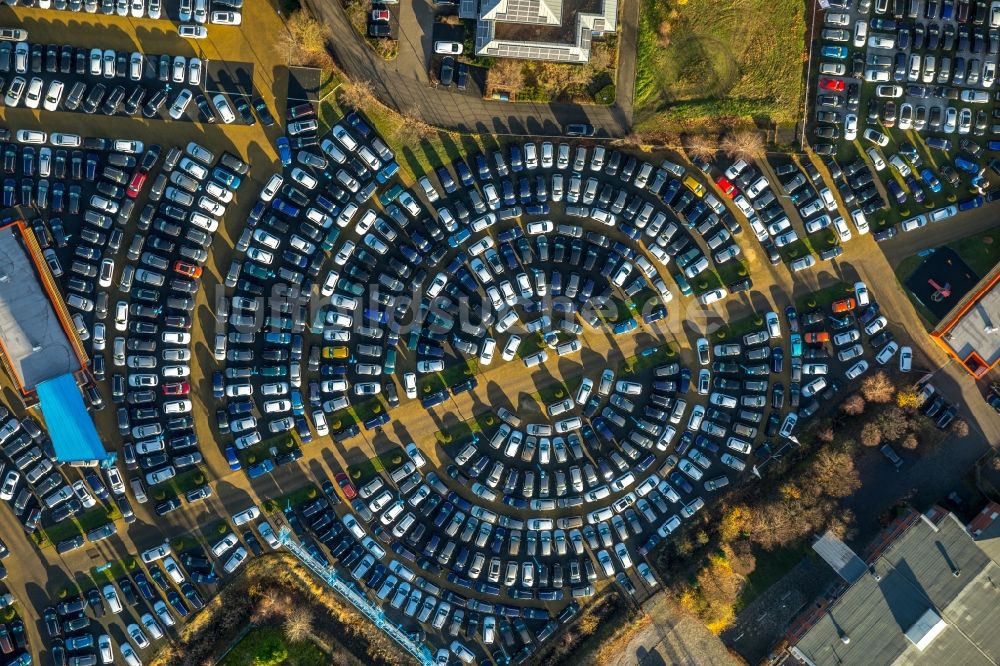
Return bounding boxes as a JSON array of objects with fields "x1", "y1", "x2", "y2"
[{"x1": 608, "y1": 594, "x2": 740, "y2": 666}]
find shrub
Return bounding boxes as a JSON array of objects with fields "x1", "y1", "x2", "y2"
[
  {"x1": 217, "y1": 523, "x2": 229, "y2": 535},
  {"x1": 350, "y1": 469, "x2": 362, "y2": 480},
  {"x1": 595, "y1": 84, "x2": 616, "y2": 104},
  {"x1": 860, "y1": 422, "x2": 883, "y2": 447},
  {"x1": 391, "y1": 455, "x2": 403, "y2": 465},
  {"x1": 861, "y1": 371, "x2": 895, "y2": 403},
  {"x1": 307, "y1": 488, "x2": 318, "y2": 499},
  {"x1": 951, "y1": 419, "x2": 970, "y2": 437}
]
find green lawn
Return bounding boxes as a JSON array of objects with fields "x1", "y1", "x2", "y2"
[
  {"x1": 219, "y1": 626, "x2": 327, "y2": 666},
  {"x1": 317, "y1": 93, "x2": 503, "y2": 183},
  {"x1": 634, "y1": 0, "x2": 805, "y2": 135},
  {"x1": 949, "y1": 227, "x2": 1000, "y2": 276},
  {"x1": 34, "y1": 504, "x2": 122, "y2": 549},
  {"x1": 735, "y1": 542, "x2": 813, "y2": 613}
]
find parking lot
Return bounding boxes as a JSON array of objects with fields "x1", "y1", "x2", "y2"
[
  {"x1": 0, "y1": 0, "x2": 990, "y2": 664},
  {"x1": 811, "y1": 0, "x2": 1000, "y2": 234}
]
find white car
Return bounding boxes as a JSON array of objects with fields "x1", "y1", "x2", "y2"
[
  {"x1": 261, "y1": 173, "x2": 283, "y2": 202},
  {"x1": 876, "y1": 341, "x2": 899, "y2": 365},
  {"x1": 845, "y1": 359, "x2": 869, "y2": 380},
  {"x1": 854, "y1": 281, "x2": 870, "y2": 306},
  {"x1": 211, "y1": 9, "x2": 241, "y2": 23},
  {"x1": 42, "y1": 80, "x2": 64, "y2": 111},
  {"x1": 169, "y1": 89, "x2": 194, "y2": 119},
  {"x1": 843, "y1": 113, "x2": 858, "y2": 141},
  {"x1": 699, "y1": 288, "x2": 727, "y2": 305},
  {"x1": 434, "y1": 41, "x2": 463, "y2": 54},
  {"x1": 899, "y1": 346, "x2": 912, "y2": 372},
  {"x1": 15, "y1": 129, "x2": 46, "y2": 144},
  {"x1": 212, "y1": 93, "x2": 237, "y2": 123}
]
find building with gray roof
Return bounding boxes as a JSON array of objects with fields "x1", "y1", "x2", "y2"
[
  {"x1": 459, "y1": 0, "x2": 618, "y2": 63},
  {"x1": 787, "y1": 506, "x2": 1000, "y2": 666}
]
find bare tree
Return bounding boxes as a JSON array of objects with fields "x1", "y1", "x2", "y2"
[
  {"x1": 278, "y1": 10, "x2": 333, "y2": 68},
  {"x1": 720, "y1": 130, "x2": 765, "y2": 161},
  {"x1": 285, "y1": 607, "x2": 314, "y2": 643},
  {"x1": 393, "y1": 105, "x2": 433, "y2": 144},
  {"x1": 860, "y1": 422, "x2": 883, "y2": 447},
  {"x1": 841, "y1": 394, "x2": 866, "y2": 416},
  {"x1": 950, "y1": 418, "x2": 970, "y2": 437},
  {"x1": 861, "y1": 370, "x2": 896, "y2": 403},
  {"x1": 339, "y1": 78, "x2": 376, "y2": 111},
  {"x1": 486, "y1": 59, "x2": 525, "y2": 97},
  {"x1": 683, "y1": 134, "x2": 719, "y2": 162},
  {"x1": 901, "y1": 432, "x2": 919, "y2": 450}
]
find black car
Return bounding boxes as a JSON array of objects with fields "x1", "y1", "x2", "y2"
[
  {"x1": 235, "y1": 97, "x2": 256, "y2": 125},
  {"x1": 83, "y1": 83, "x2": 106, "y2": 114},
  {"x1": 873, "y1": 225, "x2": 899, "y2": 242},
  {"x1": 252, "y1": 98, "x2": 275, "y2": 126},
  {"x1": 565, "y1": 123, "x2": 596, "y2": 136},
  {"x1": 369, "y1": 22, "x2": 391, "y2": 37},
  {"x1": 195, "y1": 94, "x2": 217, "y2": 123},
  {"x1": 440, "y1": 56, "x2": 455, "y2": 86},
  {"x1": 142, "y1": 88, "x2": 167, "y2": 118}
]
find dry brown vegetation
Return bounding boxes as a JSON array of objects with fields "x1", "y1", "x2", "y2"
[
  {"x1": 683, "y1": 134, "x2": 719, "y2": 161},
  {"x1": 278, "y1": 10, "x2": 335, "y2": 69},
  {"x1": 720, "y1": 130, "x2": 766, "y2": 161},
  {"x1": 151, "y1": 554, "x2": 408, "y2": 666},
  {"x1": 656, "y1": 440, "x2": 860, "y2": 633}
]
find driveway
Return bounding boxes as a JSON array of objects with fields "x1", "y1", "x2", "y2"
[{"x1": 302, "y1": 0, "x2": 638, "y2": 137}]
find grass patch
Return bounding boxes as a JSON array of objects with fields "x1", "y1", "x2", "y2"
[
  {"x1": 735, "y1": 542, "x2": 813, "y2": 612},
  {"x1": 948, "y1": 228, "x2": 1000, "y2": 276},
  {"x1": 350, "y1": 397, "x2": 386, "y2": 424},
  {"x1": 620, "y1": 344, "x2": 677, "y2": 375},
  {"x1": 633, "y1": 0, "x2": 806, "y2": 135},
  {"x1": 416, "y1": 373, "x2": 447, "y2": 395},
  {"x1": 441, "y1": 358, "x2": 479, "y2": 386},
  {"x1": 794, "y1": 281, "x2": 854, "y2": 313},
  {"x1": 34, "y1": 504, "x2": 122, "y2": 549},
  {"x1": 715, "y1": 259, "x2": 750, "y2": 286},
  {"x1": 238, "y1": 434, "x2": 298, "y2": 465},
  {"x1": 219, "y1": 626, "x2": 328, "y2": 666},
  {"x1": 262, "y1": 484, "x2": 319, "y2": 513},
  {"x1": 435, "y1": 420, "x2": 476, "y2": 446},
  {"x1": 317, "y1": 95, "x2": 502, "y2": 183},
  {"x1": 515, "y1": 37, "x2": 618, "y2": 104}
]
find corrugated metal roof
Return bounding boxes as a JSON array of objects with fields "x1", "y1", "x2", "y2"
[
  {"x1": 37, "y1": 373, "x2": 108, "y2": 462},
  {"x1": 792, "y1": 511, "x2": 1000, "y2": 666}
]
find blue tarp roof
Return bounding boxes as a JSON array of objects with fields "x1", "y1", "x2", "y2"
[{"x1": 36, "y1": 374, "x2": 107, "y2": 462}]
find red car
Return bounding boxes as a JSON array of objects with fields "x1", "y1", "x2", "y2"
[
  {"x1": 163, "y1": 382, "x2": 190, "y2": 396},
  {"x1": 819, "y1": 77, "x2": 845, "y2": 92},
  {"x1": 714, "y1": 176, "x2": 736, "y2": 198},
  {"x1": 173, "y1": 261, "x2": 202, "y2": 279},
  {"x1": 335, "y1": 472, "x2": 357, "y2": 500},
  {"x1": 126, "y1": 171, "x2": 146, "y2": 199},
  {"x1": 371, "y1": 8, "x2": 389, "y2": 21}
]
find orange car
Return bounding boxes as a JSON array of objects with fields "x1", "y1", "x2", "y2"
[
  {"x1": 831, "y1": 297, "x2": 857, "y2": 313},
  {"x1": 173, "y1": 261, "x2": 202, "y2": 279},
  {"x1": 804, "y1": 332, "x2": 830, "y2": 344}
]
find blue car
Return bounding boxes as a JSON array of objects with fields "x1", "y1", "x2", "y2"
[
  {"x1": 276, "y1": 137, "x2": 292, "y2": 167},
  {"x1": 421, "y1": 389, "x2": 449, "y2": 409},
  {"x1": 613, "y1": 318, "x2": 637, "y2": 335},
  {"x1": 821, "y1": 45, "x2": 848, "y2": 59},
  {"x1": 247, "y1": 459, "x2": 275, "y2": 479},
  {"x1": 642, "y1": 305, "x2": 667, "y2": 324},
  {"x1": 958, "y1": 195, "x2": 983, "y2": 210},
  {"x1": 375, "y1": 162, "x2": 399, "y2": 184},
  {"x1": 225, "y1": 447, "x2": 241, "y2": 471},
  {"x1": 212, "y1": 166, "x2": 242, "y2": 188},
  {"x1": 920, "y1": 168, "x2": 942, "y2": 192}
]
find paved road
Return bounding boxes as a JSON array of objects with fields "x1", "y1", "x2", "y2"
[
  {"x1": 882, "y1": 204, "x2": 1000, "y2": 265},
  {"x1": 301, "y1": 0, "x2": 637, "y2": 137}
]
